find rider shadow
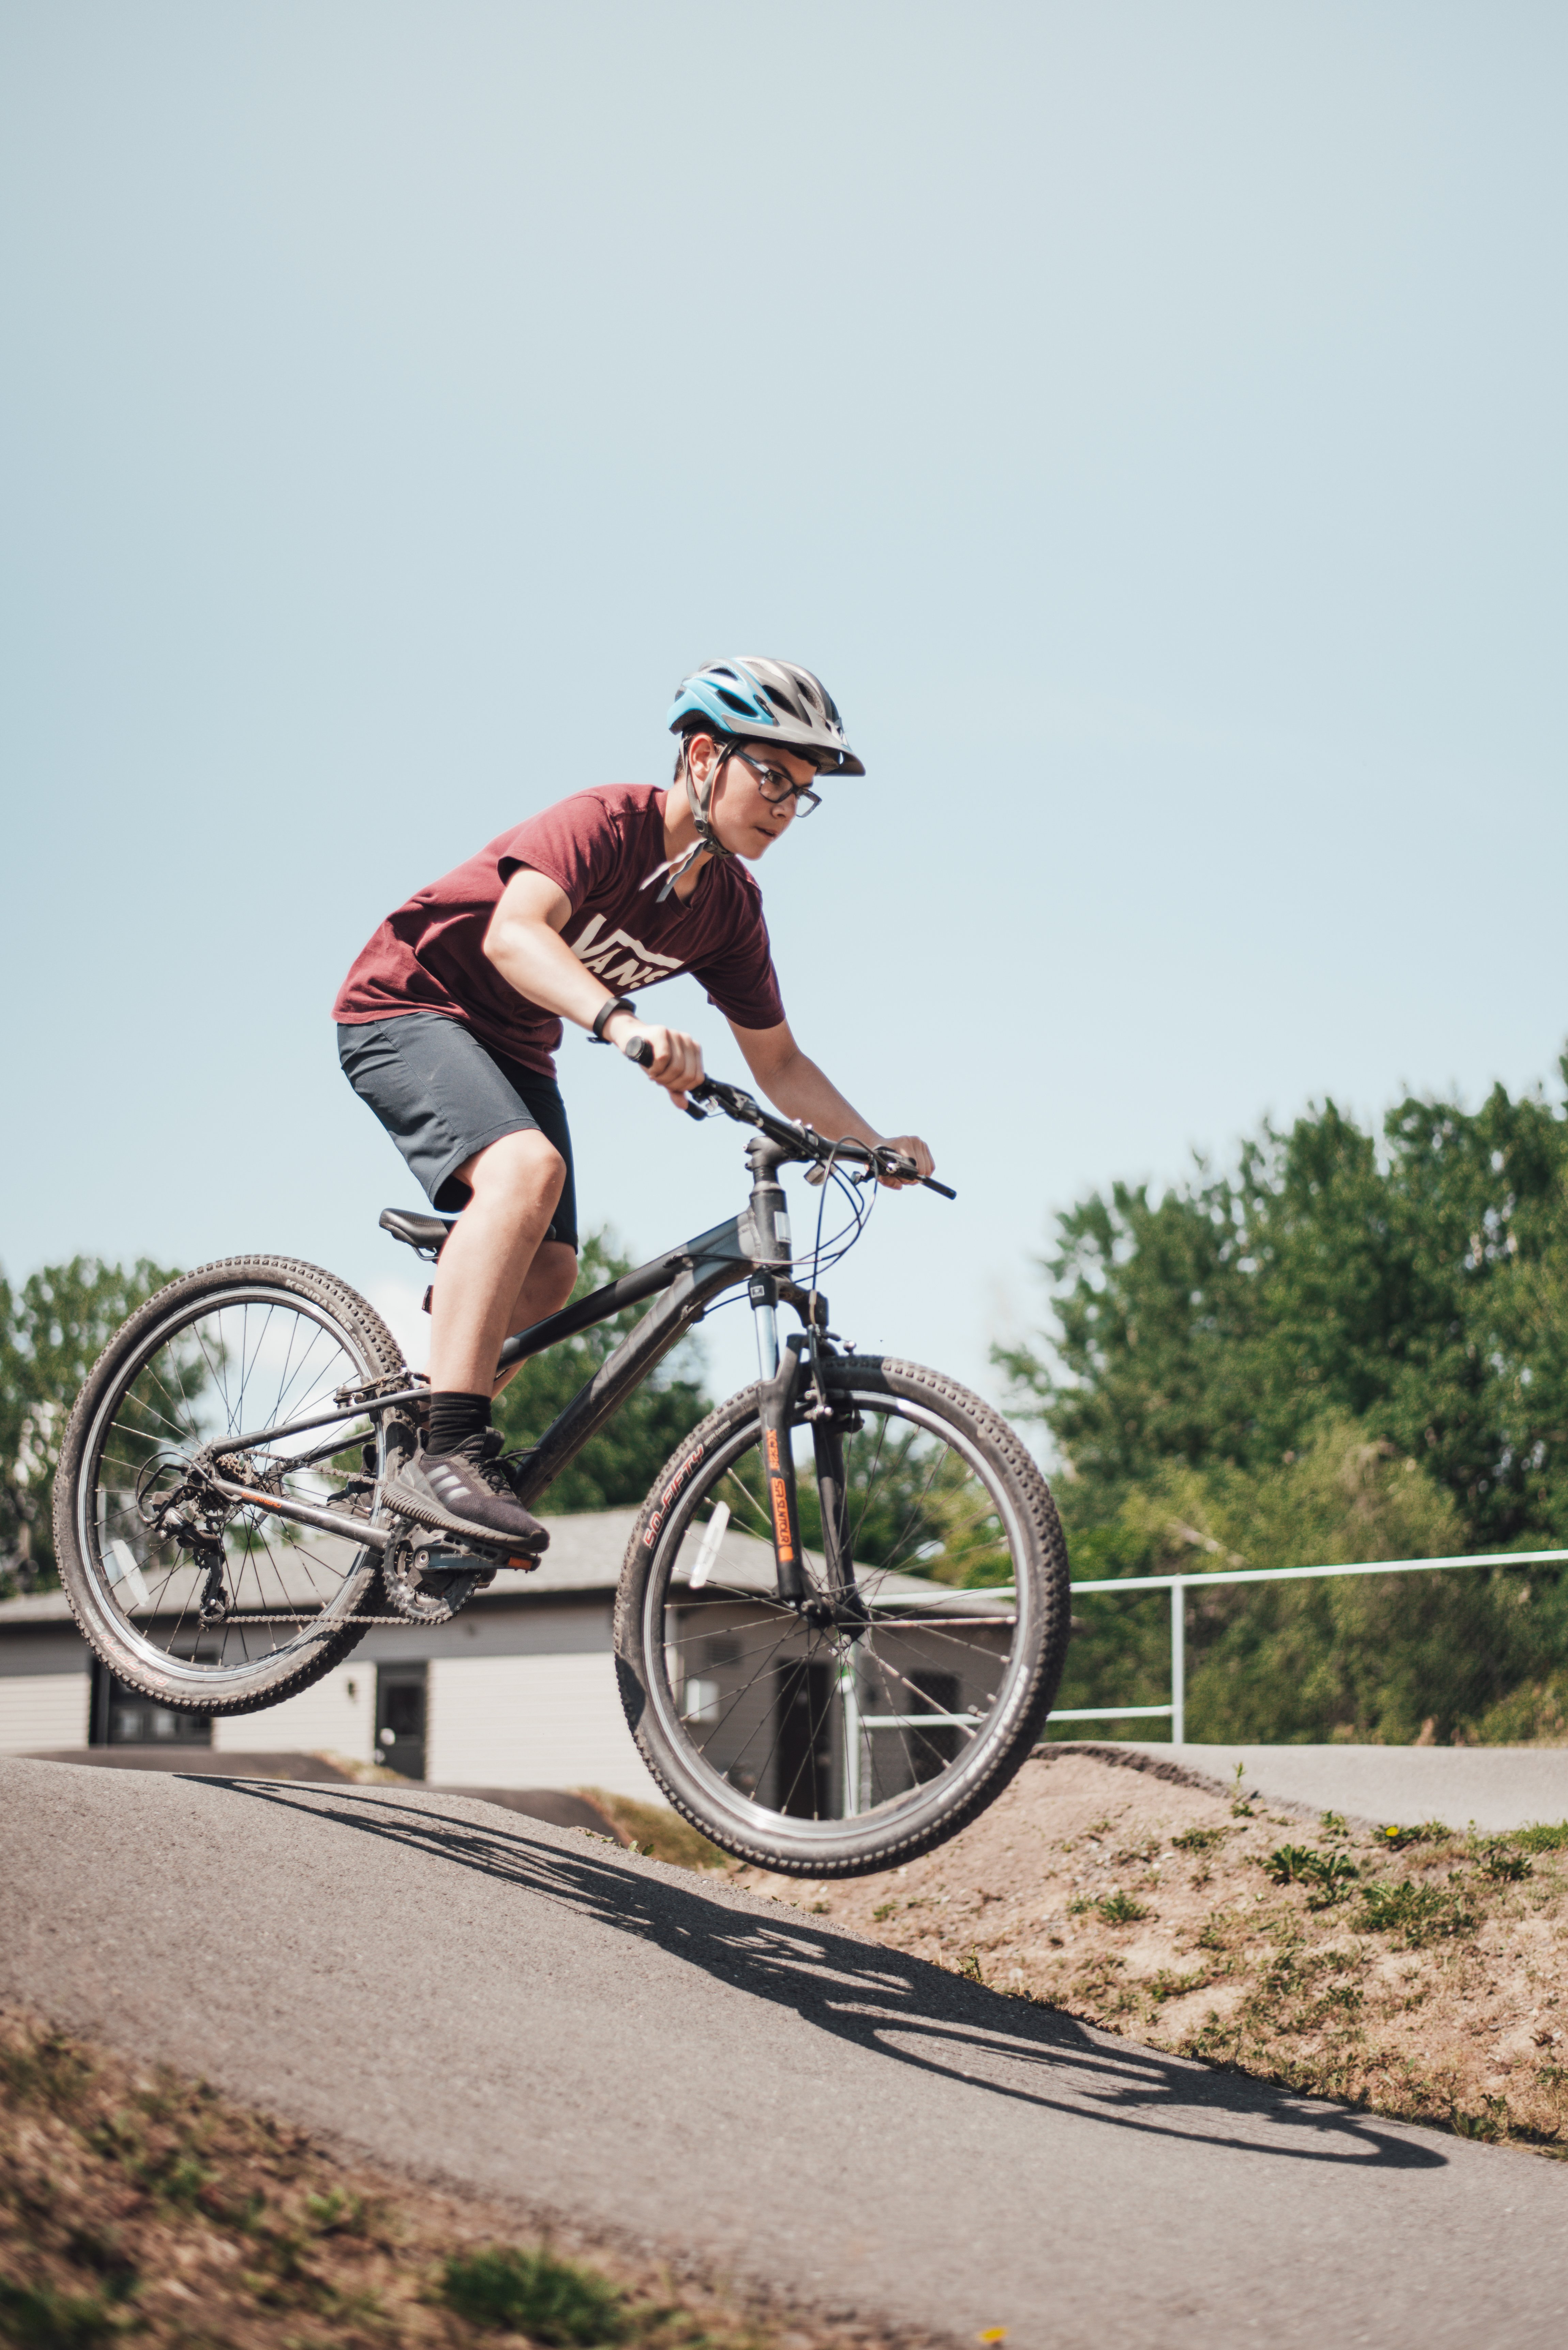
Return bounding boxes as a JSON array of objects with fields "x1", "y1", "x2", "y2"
[{"x1": 190, "y1": 1775, "x2": 1446, "y2": 2175}]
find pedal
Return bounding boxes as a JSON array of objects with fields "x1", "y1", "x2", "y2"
[{"x1": 382, "y1": 1533, "x2": 481, "y2": 1625}]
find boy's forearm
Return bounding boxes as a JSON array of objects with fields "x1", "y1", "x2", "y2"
[
  {"x1": 484, "y1": 912, "x2": 610, "y2": 1031},
  {"x1": 759, "y1": 1048, "x2": 880, "y2": 1148}
]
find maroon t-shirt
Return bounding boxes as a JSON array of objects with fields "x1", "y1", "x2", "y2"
[{"x1": 333, "y1": 785, "x2": 785, "y2": 1077}]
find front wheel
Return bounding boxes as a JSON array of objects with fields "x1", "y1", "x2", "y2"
[{"x1": 614, "y1": 1357, "x2": 1070, "y2": 1877}]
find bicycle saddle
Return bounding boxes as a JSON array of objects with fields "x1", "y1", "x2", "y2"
[{"x1": 379, "y1": 1207, "x2": 456, "y2": 1259}]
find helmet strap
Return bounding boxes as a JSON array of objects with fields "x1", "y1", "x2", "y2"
[
  {"x1": 643, "y1": 734, "x2": 734, "y2": 904},
  {"x1": 687, "y1": 732, "x2": 734, "y2": 852}
]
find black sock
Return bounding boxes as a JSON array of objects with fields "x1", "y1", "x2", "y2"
[{"x1": 426, "y1": 1391, "x2": 491, "y2": 1459}]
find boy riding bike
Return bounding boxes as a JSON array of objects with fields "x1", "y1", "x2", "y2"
[{"x1": 333, "y1": 657, "x2": 935, "y2": 1561}]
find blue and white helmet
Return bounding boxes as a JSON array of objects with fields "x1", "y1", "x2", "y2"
[{"x1": 667, "y1": 657, "x2": 865, "y2": 776}]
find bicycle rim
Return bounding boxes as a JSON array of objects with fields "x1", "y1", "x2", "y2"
[
  {"x1": 75, "y1": 1281, "x2": 387, "y2": 1702},
  {"x1": 627, "y1": 1368, "x2": 1058, "y2": 1872}
]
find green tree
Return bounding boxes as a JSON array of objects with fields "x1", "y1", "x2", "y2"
[
  {"x1": 999, "y1": 1056, "x2": 1568, "y2": 1552},
  {"x1": 1042, "y1": 1415, "x2": 1568, "y2": 1746},
  {"x1": 0, "y1": 1256, "x2": 179, "y2": 1592},
  {"x1": 1000, "y1": 1057, "x2": 1568, "y2": 1744},
  {"x1": 491, "y1": 1231, "x2": 708, "y2": 1513}
]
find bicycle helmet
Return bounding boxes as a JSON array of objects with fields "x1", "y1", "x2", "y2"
[
  {"x1": 666, "y1": 657, "x2": 865, "y2": 776},
  {"x1": 648, "y1": 656, "x2": 864, "y2": 900}
]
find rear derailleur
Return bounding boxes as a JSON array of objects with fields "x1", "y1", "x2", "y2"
[{"x1": 136, "y1": 1458, "x2": 234, "y2": 1624}]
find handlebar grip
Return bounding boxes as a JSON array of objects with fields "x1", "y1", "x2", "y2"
[
  {"x1": 622, "y1": 1035, "x2": 654, "y2": 1068},
  {"x1": 878, "y1": 1147, "x2": 957, "y2": 1200}
]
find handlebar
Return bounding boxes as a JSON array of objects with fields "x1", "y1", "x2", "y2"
[{"x1": 620, "y1": 1035, "x2": 956, "y2": 1199}]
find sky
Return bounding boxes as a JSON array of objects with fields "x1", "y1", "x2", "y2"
[{"x1": 2, "y1": 2, "x2": 1565, "y2": 1425}]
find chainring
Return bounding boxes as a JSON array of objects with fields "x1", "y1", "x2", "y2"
[{"x1": 381, "y1": 1531, "x2": 485, "y2": 1625}]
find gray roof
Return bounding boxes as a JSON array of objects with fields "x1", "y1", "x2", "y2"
[
  {"x1": 0, "y1": 1511, "x2": 646, "y2": 1629},
  {"x1": 1, "y1": 1504, "x2": 993, "y2": 1630},
  {"x1": 0, "y1": 1587, "x2": 76, "y2": 1627}
]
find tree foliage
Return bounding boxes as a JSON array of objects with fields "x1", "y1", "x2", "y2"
[
  {"x1": 0, "y1": 1256, "x2": 180, "y2": 1591},
  {"x1": 491, "y1": 1231, "x2": 708, "y2": 1513},
  {"x1": 0, "y1": 1232, "x2": 707, "y2": 1596},
  {"x1": 1000, "y1": 1058, "x2": 1568, "y2": 1551},
  {"x1": 999, "y1": 1058, "x2": 1568, "y2": 1743}
]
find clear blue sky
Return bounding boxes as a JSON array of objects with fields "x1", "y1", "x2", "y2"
[{"x1": 3, "y1": 3, "x2": 1564, "y2": 1417}]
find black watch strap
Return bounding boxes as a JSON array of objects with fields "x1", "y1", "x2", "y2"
[{"x1": 590, "y1": 996, "x2": 637, "y2": 1044}]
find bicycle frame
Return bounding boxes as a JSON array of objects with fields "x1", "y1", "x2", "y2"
[{"x1": 203, "y1": 1135, "x2": 822, "y2": 1597}]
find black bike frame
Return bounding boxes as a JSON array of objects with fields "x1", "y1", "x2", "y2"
[{"x1": 206, "y1": 1136, "x2": 819, "y2": 1591}]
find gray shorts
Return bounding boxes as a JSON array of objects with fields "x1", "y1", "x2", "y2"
[{"x1": 337, "y1": 1012, "x2": 578, "y2": 1246}]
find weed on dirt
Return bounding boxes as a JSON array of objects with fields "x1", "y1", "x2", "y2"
[
  {"x1": 0, "y1": 2010, "x2": 936, "y2": 2348},
  {"x1": 736, "y1": 1749, "x2": 1568, "y2": 2156},
  {"x1": 577, "y1": 1791, "x2": 733, "y2": 1873}
]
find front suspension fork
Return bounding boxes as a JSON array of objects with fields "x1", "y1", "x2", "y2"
[
  {"x1": 750, "y1": 1275, "x2": 860, "y2": 1617},
  {"x1": 751, "y1": 1274, "x2": 807, "y2": 1606}
]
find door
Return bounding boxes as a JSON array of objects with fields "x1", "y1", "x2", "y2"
[
  {"x1": 375, "y1": 1664, "x2": 427, "y2": 1780},
  {"x1": 774, "y1": 1659, "x2": 833, "y2": 1818}
]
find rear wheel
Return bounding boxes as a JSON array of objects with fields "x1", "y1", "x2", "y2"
[
  {"x1": 52, "y1": 1257, "x2": 409, "y2": 1718},
  {"x1": 614, "y1": 1356, "x2": 1069, "y2": 1876}
]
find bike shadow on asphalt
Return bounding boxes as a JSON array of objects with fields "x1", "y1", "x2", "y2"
[{"x1": 193, "y1": 1776, "x2": 1447, "y2": 2175}]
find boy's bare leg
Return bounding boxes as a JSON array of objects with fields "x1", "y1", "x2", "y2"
[
  {"x1": 491, "y1": 1240, "x2": 578, "y2": 1397},
  {"x1": 427, "y1": 1129, "x2": 567, "y2": 1395}
]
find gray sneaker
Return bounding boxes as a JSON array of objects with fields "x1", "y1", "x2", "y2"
[{"x1": 386, "y1": 1437, "x2": 550, "y2": 1558}]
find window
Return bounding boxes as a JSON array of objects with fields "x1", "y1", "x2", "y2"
[
  {"x1": 90, "y1": 1659, "x2": 211, "y2": 1747},
  {"x1": 681, "y1": 1676, "x2": 721, "y2": 1725}
]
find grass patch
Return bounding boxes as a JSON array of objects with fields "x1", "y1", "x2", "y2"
[
  {"x1": 1476, "y1": 1839, "x2": 1534, "y2": 1883},
  {"x1": 1508, "y1": 1821, "x2": 1568, "y2": 1854},
  {"x1": 0, "y1": 2273, "x2": 124, "y2": 2347},
  {"x1": 1358, "y1": 1877, "x2": 1478, "y2": 1947},
  {"x1": 1378, "y1": 1820, "x2": 1451, "y2": 1852},
  {"x1": 443, "y1": 2244, "x2": 627, "y2": 2342},
  {"x1": 1113, "y1": 1836, "x2": 1161, "y2": 1867},
  {"x1": 0, "y1": 2031, "x2": 93, "y2": 2113},
  {"x1": 1096, "y1": 1891, "x2": 1151, "y2": 1925},
  {"x1": 576, "y1": 1791, "x2": 733, "y2": 1871},
  {"x1": 1170, "y1": 1826, "x2": 1229, "y2": 1855},
  {"x1": 0, "y1": 2008, "x2": 874, "y2": 2349},
  {"x1": 1147, "y1": 1968, "x2": 1208, "y2": 2003},
  {"x1": 1263, "y1": 1846, "x2": 1360, "y2": 1906}
]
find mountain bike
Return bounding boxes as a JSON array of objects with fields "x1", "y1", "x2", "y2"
[{"x1": 53, "y1": 1049, "x2": 1070, "y2": 1876}]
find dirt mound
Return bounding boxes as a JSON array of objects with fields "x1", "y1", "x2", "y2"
[{"x1": 737, "y1": 1746, "x2": 1568, "y2": 2152}]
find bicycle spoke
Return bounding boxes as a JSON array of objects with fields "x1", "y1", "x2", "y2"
[
  {"x1": 80, "y1": 1283, "x2": 382, "y2": 1681},
  {"x1": 636, "y1": 1377, "x2": 1045, "y2": 1845}
]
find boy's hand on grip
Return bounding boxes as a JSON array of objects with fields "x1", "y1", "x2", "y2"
[{"x1": 615, "y1": 1019, "x2": 703, "y2": 1109}]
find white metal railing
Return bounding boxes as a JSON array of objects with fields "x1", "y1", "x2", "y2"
[{"x1": 1046, "y1": 1545, "x2": 1568, "y2": 1746}]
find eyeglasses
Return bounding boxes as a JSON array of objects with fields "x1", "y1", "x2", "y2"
[{"x1": 726, "y1": 748, "x2": 824, "y2": 817}]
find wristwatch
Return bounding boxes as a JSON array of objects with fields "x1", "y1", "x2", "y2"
[{"x1": 589, "y1": 996, "x2": 637, "y2": 1044}]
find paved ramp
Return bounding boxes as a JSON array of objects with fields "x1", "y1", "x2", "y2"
[
  {"x1": 1134, "y1": 1743, "x2": 1568, "y2": 1831},
  {"x1": 1, "y1": 1758, "x2": 1563, "y2": 2348}
]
